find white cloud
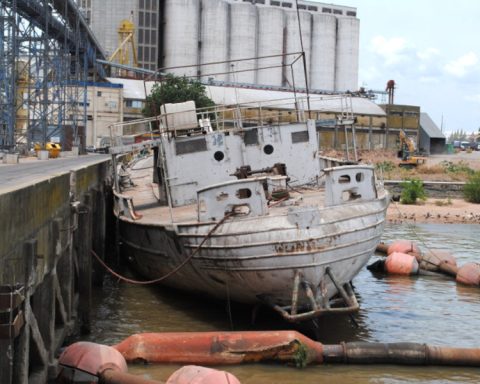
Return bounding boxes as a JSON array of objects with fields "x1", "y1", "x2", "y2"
[
  {"x1": 443, "y1": 52, "x2": 478, "y2": 77},
  {"x1": 369, "y1": 36, "x2": 410, "y2": 66},
  {"x1": 417, "y1": 48, "x2": 440, "y2": 61}
]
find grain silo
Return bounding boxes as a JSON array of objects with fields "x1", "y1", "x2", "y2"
[
  {"x1": 335, "y1": 16, "x2": 360, "y2": 91},
  {"x1": 163, "y1": 0, "x2": 200, "y2": 76},
  {"x1": 256, "y1": 6, "x2": 285, "y2": 87},
  {"x1": 229, "y1": 2, "x2": 258, "y2": 84},
  {"x1": 310, "y1": 13, "x2": 336, "y2": 90},
  {"x1": 199, "y1": 0, "x2": 229, "y2": 82},
  {"x1": 284, "y1": 10, "x2": 312, "y2": 89}
]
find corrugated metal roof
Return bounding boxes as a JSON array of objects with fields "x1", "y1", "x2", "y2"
[
  {"x1": 420, "y1": 113, "x2": 445, "y2": 139},
  {"x1": 107, "y1": 78, "x2": 386, "y2": 116}
]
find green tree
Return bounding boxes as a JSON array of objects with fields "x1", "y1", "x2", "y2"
[
  {"x1": 448, "y1": 129, "x2": 468, "y2": 142},
  {"x1": 143, "y1": 74, "x2": 215, "y2": 117}
]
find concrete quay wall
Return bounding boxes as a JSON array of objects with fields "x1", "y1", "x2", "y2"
[{"x1": 0, "y1": 157, "x2": 111, "y2": 384}]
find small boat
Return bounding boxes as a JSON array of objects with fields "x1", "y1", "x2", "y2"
[{"x1": 111, "y1": 98, "x2": 389, "y2": 322}]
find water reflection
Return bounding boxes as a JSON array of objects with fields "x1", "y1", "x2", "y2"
[{"x1": 86, "y1": 223, "x2": 480, "y2": 383}]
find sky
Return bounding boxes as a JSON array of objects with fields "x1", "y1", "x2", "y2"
[{"x1": 327, "y1": 0, "x2": 480, "y2": 137}]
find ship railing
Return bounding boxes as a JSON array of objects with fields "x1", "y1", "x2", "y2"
[{"x1": 106, "y1": 94, "x2": 355, "y2": 145}]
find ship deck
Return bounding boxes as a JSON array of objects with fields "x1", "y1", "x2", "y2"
[{"x1": 120, "y1": 157, "x2": 327, "y2": 226}]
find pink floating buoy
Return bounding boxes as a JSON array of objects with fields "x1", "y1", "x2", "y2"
[
  {"x1": 387, "y1": 240, "x2": 421, "y2": 259},
  {"x1": 58, "y1": 341, "x2": 128, "y2": 376},
  {"x1": 385, "y1": 252, "x2": 419, "y2": 275},
  {"x1": 166, "y1": 365, "x2": 241, "y2": 384},
  {"x1": 456, "y1": 263, "x2": 480, "y2": 286},
  {"x1": 421, "y1": 249, "x2": 457, "y2": 272}
]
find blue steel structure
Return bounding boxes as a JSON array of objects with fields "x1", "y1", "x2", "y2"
[{"x1": 0, "y1": 0, "x2": 106, "y2": 151}]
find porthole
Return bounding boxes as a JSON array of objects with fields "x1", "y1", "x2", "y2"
[
  {"x1": 356, "y1": 172, "x2": 364, "y2": 182},
  {"x1": 236, "y1": 188, "x2": 252, "y2": 199},
  {"x1": 263, "y1": 144, "x2": 274, "y2": 155},
  {"x1": 214, "y1": 151, "x2": 224, "y2": 161},
  {"x1": 339, "y1": 175, "x2": 351, "y2": 184}
]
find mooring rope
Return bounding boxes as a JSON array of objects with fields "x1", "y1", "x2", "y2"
[
  {"x1": 91, "y1": 212, "x2": 234, "y2": 285},
  {"x1": 389, "y1": 199, "x2": 443, "y2": 266}
]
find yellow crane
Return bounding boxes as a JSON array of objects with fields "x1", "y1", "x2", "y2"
[{"x1": 108, "y1": 17, "x2": 138, "y2": 74}]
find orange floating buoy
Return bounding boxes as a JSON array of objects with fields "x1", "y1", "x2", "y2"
[
  {"x1": 421, "y1": 249, "x2": 457, "y2": 272},
  {"x1": 385, "y1": 252, "x2": 419, "y2": 275},
  {"x1": 456, "y1": 263, "x2": 480, "y2": 286},
  {"x1": 166, "y1": 365, "x2": 241, "y2": 384},
  {"x1": 387, "y1": 240, "x2": 421, "y2": 259}
]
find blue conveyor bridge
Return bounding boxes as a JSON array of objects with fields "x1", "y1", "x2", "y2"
[{"x1": 0, "y1": 0, "x2": 107, "y2": 151}]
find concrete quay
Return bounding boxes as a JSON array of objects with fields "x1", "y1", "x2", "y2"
[{"x1": 0, "y1": 154, "x2": 112, "y2": 384}]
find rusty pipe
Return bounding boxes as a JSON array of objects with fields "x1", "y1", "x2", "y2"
[
  {"x1": 113, "y1": 331, "x2": 324, "y2": 366},
  {"x1": 114, "y1": 332, "x2": 480, "y2": 368},
  {"x1": 323, "y1": 342, "x2": 480, "y2": 367},
  {"x1": 100, "y1": 369, "x2": 163, "y2": 384}
]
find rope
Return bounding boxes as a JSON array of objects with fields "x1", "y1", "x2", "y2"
[
  {"x1": 91, "y1": 212, "x2": 234, "y2": 285},
  {"x1": 389, "y1": 199, "x2": 443, "y2": 267}
]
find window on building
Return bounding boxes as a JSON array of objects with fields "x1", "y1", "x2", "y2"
[
  {"x1": 151, "y1": 12, "x2": 157, "y2": 27},
  {"x1": 307, "y1": 5, "x2": 318, "y2": 11},
  {"x1": 138, "y1": 29, "x2": 144, "y2": 44},
  {"x1": 126, "y1": 100, "x2": 143, "y2": 108},
  {"x1": 346, "y1": 11, "x2": 356, "y2": 16},
  {"x1": 145, "y1": 0, "x2": 151, "y2": 10},
  {"x1": 322, "y1": 7, "x2": 332, "y2": 13},
  {"x1": 282, "y1": 2, "x2": 292, "y2": 8},
  {"x1": 333, "y1": 9, "x2": 343, "y2": 15},
  {"x1": 271, "y1": 1, "x2": 280, "y2": 6},
  {"x1": 139, "y1": 0, "x2": 144, "y2": 8},
  {"x1": 97, "y1": 91, "x2": 102, "y2": 97},
  {"x1": 297, "y1": 4, "x2": 306, "y2": 10},
  {"x1": 151, "y1": 30, "x2": 157, "y2": 44},
  {"x1": 145, "y1": 30, "x2": 150, "y2": 44},
  {"x1": 255, "y1": 0, "x2": 265, "y2": 3},
  {"x1": 139, "y1": 11, "x2": 144, "y2": 27}
]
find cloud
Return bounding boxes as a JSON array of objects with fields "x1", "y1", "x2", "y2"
[
  {"x1": 369, "y1": 36, "x2": 411, "y2": 66},
  {"x1": 443, "y1": 52, "x2": 478, "y2": 77},
  {"x1": 417, "y1": 48, "x2": 440, "y2": 61}
]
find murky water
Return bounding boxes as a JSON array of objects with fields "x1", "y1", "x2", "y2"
[{"x1": 85, "y1": 223, "x2": 480, "y2": 383}]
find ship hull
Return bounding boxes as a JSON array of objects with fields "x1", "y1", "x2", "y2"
[{"x1": 119, "y1": 193, "x2": 389, "y2": 308}]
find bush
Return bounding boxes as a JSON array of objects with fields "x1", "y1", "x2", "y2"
[
  {"x1": 464, "y1": 171, "x2": 480, "y2": 203},
  {"x1": 400, "y1": 178, "x2": 427, "y2": 204},
  {"x1": 440, "y1": 160, "x2": 474, "y2": 175}
]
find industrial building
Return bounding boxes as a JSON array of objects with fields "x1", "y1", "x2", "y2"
[
  {"x1": 419, "y1": 113, "x2": 446, "y2": 155},
  {"x1": 77, "y1": 0, "x2": 359, "y2": 92}
]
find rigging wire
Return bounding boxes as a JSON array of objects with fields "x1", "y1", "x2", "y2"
[{"x1": 91, "y1": 212, "x2": 234, "y2": 285}]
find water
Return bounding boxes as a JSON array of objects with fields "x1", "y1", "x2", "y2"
[{"x1": 85, "y1": 223, "x2": 480, "y2": 383}]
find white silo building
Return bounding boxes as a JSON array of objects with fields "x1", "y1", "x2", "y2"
[
  {"x1": 78, "y1": 0, "x2": 360, "y2": 92},
  {"x1": 160, "y1": 0, "x2": 360, "y2": 92}
]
